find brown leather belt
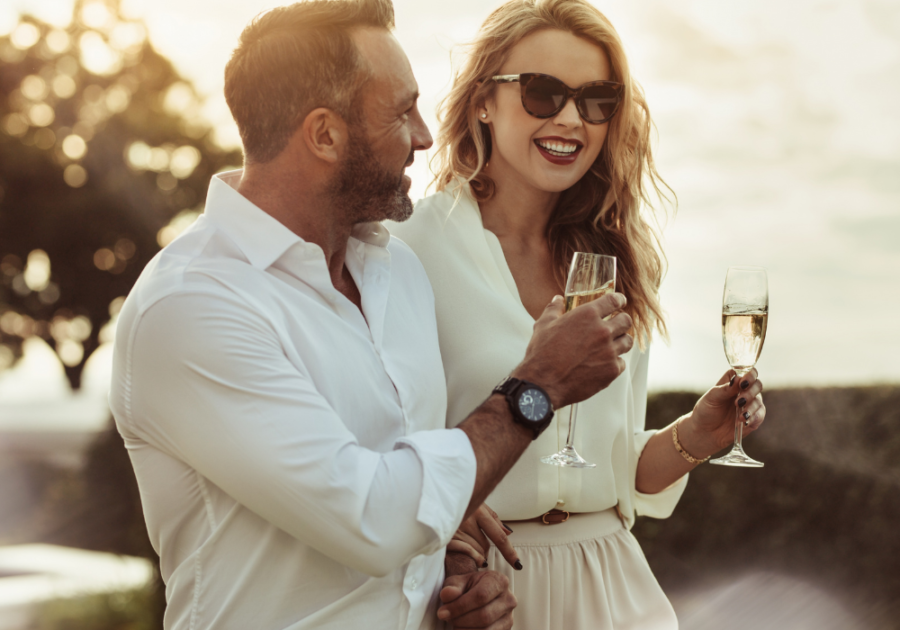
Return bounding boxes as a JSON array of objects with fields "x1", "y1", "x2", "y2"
[
  {"x1": 515, "y1": 508, "x2": 570, "y2": 525},
  {"x1": 514, "y1": 504, "x2": 627, "y2": 527}
]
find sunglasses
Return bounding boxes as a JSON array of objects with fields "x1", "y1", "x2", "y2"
[{"x1": 491, "y1": 73, "x2": 624, "y2": 124}]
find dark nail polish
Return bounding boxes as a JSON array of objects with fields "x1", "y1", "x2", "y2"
[
  {"x1": 738, "y1": 397, "x2": 746, "y2": 407},
  {"x1": 741, "y1": 380, "x2": 750, "y2": 390},
  {"x1": 729, "y1": 375, "x2": 736, "y2": 386},
  {"x1": 743, "y1": 411, "x2": 750, "y2": 420},
  {"x1": 514, "y1": 560, "x2": 523, "y2": 571},
  {"x1": 482, "y1": 561, "x2": 488, "y2": 568},
  {"x1": 502, "y1": 522, "x2": 513, "y2": 533}
]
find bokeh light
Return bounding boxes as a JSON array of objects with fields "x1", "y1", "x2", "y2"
[
  {"x1": 23, "y1": 250, "x2": 51, "y2": 292},
  {"x1": 79, "y1": 31, "x2": 122, "y2": 75},
  {"x1": 52, "y1": 74, "x2": 76, "y2": 98},
  {"x1": 61, "y1": 134, "x2": 87, "y2": 160},
  {"x1": 125, "y1": 141, "x2": 150, "y2": 170},
  {"x1": 20, "y1": 75, "x2": 49, "y2": 100},
  {"x1": 28, "y1": 103, "x2": 55, "y2": 127},
  {"x1": 57, "y1": 339, "x2": 84, "y2": 366},
  {"x1": 93, "y1": 248, "x2": 116, "y2": 271},
  {"x1": 169, "y1": 145, "x2": 201, "y2": 179},
  {"x1": 10, "y1": 22, "x2": 40, "y2": 50},
  {"x1": 45, "y1": 29, "x2": 70, "y2": 54},
  {"x1": 80, "y1": 1, "x2": 114, "y2": 31},
  {"x1": 105, "y1": 84, "x2": 130, "y2": 112},
  {"x1": 157, "y1": 209, "x2": 199, "y2": 247},
  {"x1": 2, "y1": 113, "x2": 28, "y2": 137},
  {"x1": 162, "y1": 82, "x2": 194, "y2": 116},
  {"x1": 63, "y1": 163, "x2": 87, "y2": 187}
]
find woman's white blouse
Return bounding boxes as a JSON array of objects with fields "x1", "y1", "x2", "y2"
[{"x1": 390, "y1": 185, "x2": 687, "y2": 525}]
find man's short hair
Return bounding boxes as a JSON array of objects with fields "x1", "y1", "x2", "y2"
[{"x1": 225, "y1": 0, "x2": 395, "y2": 164}]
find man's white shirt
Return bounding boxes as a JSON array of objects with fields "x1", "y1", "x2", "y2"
[{"x1": 109, "y1": 170, "x2": 476, "y2": 630}]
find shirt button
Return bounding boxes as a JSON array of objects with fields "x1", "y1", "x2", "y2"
[
  {"x1": 556, "y1": 499, "x2": 565, "y2": 507},
  {"x1": 408, "y1": 577, "x2": 418, "y2": 590}
]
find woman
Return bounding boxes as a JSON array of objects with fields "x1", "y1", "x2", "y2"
[{"x1": 391, "y1": 0, "x2": 766, "y2": 628}]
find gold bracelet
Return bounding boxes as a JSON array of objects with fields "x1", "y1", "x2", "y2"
[{"x1": 672, "y1": 419, "x2": 710, "y2": 465}]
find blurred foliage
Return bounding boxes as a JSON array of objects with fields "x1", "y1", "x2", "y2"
[
  {"x1": 29, "y1": 587, "x2": 158, "y2": 630},
  {"x1": 635, "y1": 386, "x2": 900, "y2": 629},
  {"x1": 0, "y1": 0, "x2": 241, "y2": 389}
]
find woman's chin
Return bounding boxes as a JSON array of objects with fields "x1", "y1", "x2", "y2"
[{"x1": 528, "y1": 170, "x2": 587, "y2": 193}]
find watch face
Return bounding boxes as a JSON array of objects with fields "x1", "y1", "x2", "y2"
[{"x1": 518, "y1": 388, "x2": 549, "y2": 422}]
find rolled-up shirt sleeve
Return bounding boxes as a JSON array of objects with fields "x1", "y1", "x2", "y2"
[
  {"x1": 630, "y1": 348, "x2": 688, "y2": 519},
  {"x1": 121, "y1": 290, "x2": 475, "y2": 578}
]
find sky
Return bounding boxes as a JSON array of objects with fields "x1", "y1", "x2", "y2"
[{"x1": 2, "y1": 0, "x2": 899, "y2": 396}]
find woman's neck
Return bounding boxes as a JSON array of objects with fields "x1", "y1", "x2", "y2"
[{"x1": 478, "y1": 166, "x2": 559, "y2": 245}]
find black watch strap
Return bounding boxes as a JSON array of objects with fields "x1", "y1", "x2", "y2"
[{"x1": 492, "y1": 377, "x2": 554, "y2": 440}]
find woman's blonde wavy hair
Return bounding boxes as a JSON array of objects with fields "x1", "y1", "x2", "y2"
[{"x1": 431, "y1": 0, "x2": 673, "y2": 345}]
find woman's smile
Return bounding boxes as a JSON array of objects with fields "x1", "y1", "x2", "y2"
[{"x1": 534, "y1": 136, "x2": 584, "y2": 165}]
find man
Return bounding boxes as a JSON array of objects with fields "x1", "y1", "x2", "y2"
[{"x1": 109, "y1": 1, "x2": 633, "y2": 628}]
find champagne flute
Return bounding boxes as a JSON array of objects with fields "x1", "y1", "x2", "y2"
[
  {"x1": 710, "y1": 266, "x2": 768, "y2": 468},
  {"x1": 541, "y1": 253, "x2": 616, "y2": 468}
]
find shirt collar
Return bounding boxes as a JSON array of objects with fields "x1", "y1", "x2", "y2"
[{"x1": 203, "y1": 169, "x2": 391, "y2": 270}]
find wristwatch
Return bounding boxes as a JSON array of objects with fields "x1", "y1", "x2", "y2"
[{"x1": 492, "y1": 377, "x2": 554, "y2": 440}]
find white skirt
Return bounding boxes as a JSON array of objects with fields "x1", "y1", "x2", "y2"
[{"x1": 486, "y1": 509, "x2": 678, "y2": 630}]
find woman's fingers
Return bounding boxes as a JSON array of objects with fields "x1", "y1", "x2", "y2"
[
  {"x1": 459, "y1": 512, "x2": 490, "y2": 556},
  {"x1": 476, "y1": 509, "x2": 520, "y2": 570},
  {"x1": 736, "y1": 368, "x2": 759, "y2": 392},
  {"x1": 742, "y1": 394, "x2": 766, "y2": 431},
  {"x1": 455, "y1": 504, "x2": 520, "y2": 570},
  {"x1": 736, "y1": 382, "x2": 763, "y2": 412},
  {"x1": 454, "y1": 529, "x2": 487, "y2": 555}
]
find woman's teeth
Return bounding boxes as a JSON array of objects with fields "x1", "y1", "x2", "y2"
[{"x1": 536, "y1": 140, "x2": 579, "y2": 156}]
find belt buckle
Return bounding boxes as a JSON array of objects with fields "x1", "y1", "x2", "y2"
[{"x1": 541, "y1": 508, "x2": 570, "y2": 525}]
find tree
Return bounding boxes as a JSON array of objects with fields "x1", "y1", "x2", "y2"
[{"x1": 0, "y1": 0, "x2": 242, "y2": 390}]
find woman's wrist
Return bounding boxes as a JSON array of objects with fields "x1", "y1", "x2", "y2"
[{"x1": 674, "y1": 413, "x2": 719, "y2": 461}]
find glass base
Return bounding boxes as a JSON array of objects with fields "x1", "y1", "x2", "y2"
[
  {"x1": 540, "y1": 445, "x2": 596, "y2": 468},
  {"x1": 709, "y1": 444, "x2": 764, "y2": 468}
]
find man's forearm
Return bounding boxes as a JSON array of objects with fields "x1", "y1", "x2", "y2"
[{"x1": 457, "y1": 395, "x2": 533, "y2": 520}]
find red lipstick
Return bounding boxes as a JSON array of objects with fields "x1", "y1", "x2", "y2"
[{"x1": 533, "y1": 137, "x2": 583, "y2": 165}]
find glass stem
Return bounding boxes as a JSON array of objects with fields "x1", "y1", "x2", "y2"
[
  {"x1": 733, "y1": 410, "x2": 744, "y2": 451},
  {"x1": 565, "y1": 404, "x2": 578, "y2": 448},
  {"x1": 732, "y1": 368, "x2": 748, "y2": 451}
]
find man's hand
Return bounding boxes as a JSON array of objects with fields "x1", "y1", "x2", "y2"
[
  {"x1": 514, "y1": 293, "x2": 633, "y2": 409},
  {"x1": 437, "y1": 567, "x2": 516, "y2": 629}
]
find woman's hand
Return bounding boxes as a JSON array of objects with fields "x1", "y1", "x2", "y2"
[
  {"x1": 687, "y1": 368, "x2": 767, "y2": 452},
  {"x1": 447, "y1": 504, "x2": 520, "y2": 570}
]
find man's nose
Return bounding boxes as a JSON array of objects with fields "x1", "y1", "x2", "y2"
[{"x1": 411, "y1": 109, "x2": 434, "y2": 152}]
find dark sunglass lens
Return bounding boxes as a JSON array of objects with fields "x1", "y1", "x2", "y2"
[
  {"x1": 579, "y1": 85, "x2": 621, "y2": 122},
  {"x1": 523, "y1": 77, "x2": 567, "y2": 117}
]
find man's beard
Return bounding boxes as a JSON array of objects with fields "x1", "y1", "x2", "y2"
[{"x1": 328, "y1": 125, "x2": 413, "y2": 224}]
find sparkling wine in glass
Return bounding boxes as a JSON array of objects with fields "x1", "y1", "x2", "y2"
[
  {"x1": 541, "y1": 253, "x2": 616, "y2": 468},
  {"x1": 710, "y1": 266, "x2": 768, "y2": 468}
]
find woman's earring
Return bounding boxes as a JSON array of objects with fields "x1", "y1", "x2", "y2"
[{"x1": 480, "y1": 113, "x2": 487, "y2": 119}]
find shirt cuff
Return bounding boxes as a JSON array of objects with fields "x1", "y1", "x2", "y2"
[
  {"x1": 395, "y1": 428, "x2": 476, "y2": 551},
  {"x1": 632, "y1": 429, "x2": 689, "y2": 519}
]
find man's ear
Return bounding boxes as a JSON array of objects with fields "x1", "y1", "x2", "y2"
[{"x1": 300, "y1": 107, "x2": 348, "y2": 164}]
